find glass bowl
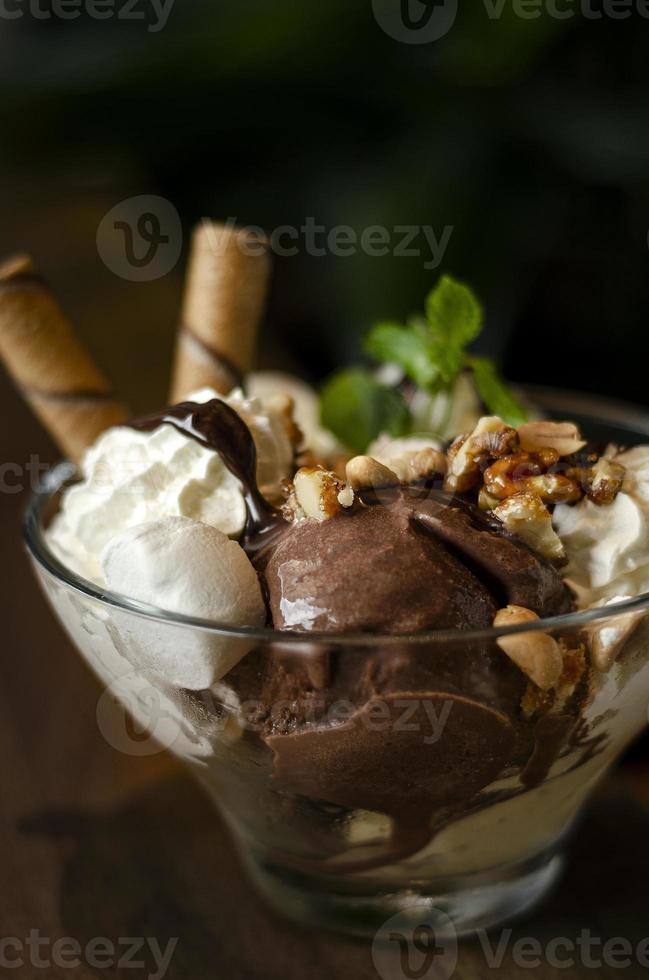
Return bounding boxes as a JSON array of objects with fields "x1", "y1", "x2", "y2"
[{"x1": 22, "y1": 389, "x2": 649, "y2": 940}]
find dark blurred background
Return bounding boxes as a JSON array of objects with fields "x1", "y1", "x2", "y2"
[{"x1": 2, "y1": 0, "x2": 649, "y2": 420}]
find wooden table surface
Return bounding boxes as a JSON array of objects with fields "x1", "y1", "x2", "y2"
[{"x1": 3, "y1": 383, "x2": 649, "y2": 980}]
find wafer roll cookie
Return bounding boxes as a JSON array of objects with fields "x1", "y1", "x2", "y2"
[
  {"x1": 171, "y1": 222, "x2": 271, "y2": 400},
  {"x1": 0, "y1": 254, "x2": 128, "y2": 460}
]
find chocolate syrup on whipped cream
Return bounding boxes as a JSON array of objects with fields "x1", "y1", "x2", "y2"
[{"x1": 129, "y1": 398, "x2": 286, "y2": 554}]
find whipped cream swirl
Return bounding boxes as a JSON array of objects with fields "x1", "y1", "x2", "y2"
[
  {"x1": 47, "y1": 387, "x2": 294, "y2": 583},
  {"x1": 554, "y1": 446, "x2": 649, "y2": 606}
]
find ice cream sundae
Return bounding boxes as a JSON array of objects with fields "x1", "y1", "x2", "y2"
[{"x1": 5, "y1": 223, "x2": 649, "y2": 937}]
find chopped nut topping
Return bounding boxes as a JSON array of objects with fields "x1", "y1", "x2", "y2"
[
  {"x1": 478, "y1": 486, "x2": 501, "y2": 511},
  {"x1": 406, "y1": 447, "x2": 448, "y2": 483},
  {"x1": 522, "y1": 473, "x2": 582, "y2": 504},
  {"x1": 483, "y1": 452, "x2": 580, "y2": 504},
  {"x1": 522, "y1": 641, "x2": 586, "y2": 717},
  {"x1": 337, "y1": 485, "x2": 355, "y2": 509},
  {"x1": 494, "y1": 605, "x2": 564, "y2": 690},
  {"x1": 493, "y1": 491, "x2": 565, "y2": 561},
  {"x1": 282, "y1": 489, "x2": 305, "y2": 523},
  {"x1": 345, "y1": 455, "x2": 399, "y2": 492},
  {"x1": 587, "y1": 457, "x2": 626, "y2": 505},
  {"x1": 444, "y1": 417, "x2": 518, "y2": 493},
  {"x1": 517, "y1": 420, "x2": 587, "y2": 457},
  {"x1": 470, "y1": 425, "x2": 520, "y2": 459},
  {"x1": 444, "y1": 416, "x2": 622, "y2": 511},
  {"x1": 293, "y1": 466, "x2": 346, "y2": 521}
]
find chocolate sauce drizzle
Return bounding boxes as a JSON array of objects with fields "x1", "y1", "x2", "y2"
[{"x1": 129, "y1": 399, "x2": 286, "y2": 554}]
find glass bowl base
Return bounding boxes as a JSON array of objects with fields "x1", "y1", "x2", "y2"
[{"x1": 243, "y1": 848, "x2": 565, "y2": 940}]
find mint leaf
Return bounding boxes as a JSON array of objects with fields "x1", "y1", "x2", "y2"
[
  {"x1": 425, "y1": 275, "x2": 484, "y2": 347},
  {"x1": 320, "y1": 368, "x2": 410, "y2": 453},
  {"x1": 364, "y1": 322, "x2": 440, "y2": 390},
  {"x1": 469, "y1": 357, "x2": 528, "y2": 426}
]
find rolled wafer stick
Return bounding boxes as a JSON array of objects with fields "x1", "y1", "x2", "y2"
[
  {"x1": 0, "y1": 254, "x2": 129, "y2": 461},
  {"x1": 170, "y1": 221, "x2": 271, "y2": 401}
]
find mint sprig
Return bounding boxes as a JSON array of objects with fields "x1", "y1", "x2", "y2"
[
  {"x1": 320, "y1": 368, "x2": 410, "y2": 454},
  {"x1": 468, "y1": 356, "x2": 528, "y2": 427},
  {"x1": 321, "y1": 275, "x2": 527, "y2": 451},
  {"x1": 425, "y1": 275, "x2": 483, "y2": 347}
]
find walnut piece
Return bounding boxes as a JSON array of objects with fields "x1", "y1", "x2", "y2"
[
  {"x1": 587, "y1": 457, "x2": 626, "y2": 505},
  {"x1": 444, "y1": 417, "x2": 518, "y2": 493},
  {"x1": 484, "y1": 453, "x2": 581, "y2": 503},
  {"x1": 493, "y1": 491, "x2": 566, "y2": 561}
]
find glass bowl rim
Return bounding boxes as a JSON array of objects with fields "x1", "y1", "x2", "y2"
[{"x1": 23, "y1": 422, "x2": 649, "y2": 648}]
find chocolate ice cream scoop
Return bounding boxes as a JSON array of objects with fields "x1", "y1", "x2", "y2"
[
  {"x1": 240, "y1": 488, "x2": 575, "y2": 871},
  {"x1": 263, "y1": 489, "x2": 572, "y2": 634},
  {"x1": 264, "y1": 500, "x2": 498, "y2": 634}
]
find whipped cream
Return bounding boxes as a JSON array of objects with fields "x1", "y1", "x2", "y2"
[
  {"x1": 48, "y1": 387, "x2": 294, "y2": 583},
  {"x1": 102, "y1": 517, "x2": 265, "y2": 688},
  {"x1": 554, "y1": 446, "x2": 649, "y2": 605},
  {"x1": 247, "y1": 370, "x2": 343, "y2": 461}
]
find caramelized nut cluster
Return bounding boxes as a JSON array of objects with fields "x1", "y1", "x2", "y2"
[
  {"x1": 444, "y1": 418, "x2": 625, "y2": 561},
  {"x1": 483, "y1": 450, "x2": 582, "y2": 505},
  {"x1": 446, "y1": 419, "x2": 624, "y2": 509}
]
